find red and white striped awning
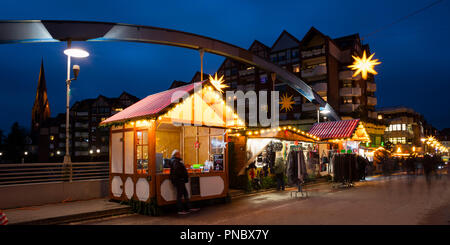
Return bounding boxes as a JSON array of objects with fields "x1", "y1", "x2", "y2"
[{"x1": 308, "y1": 119, "x2": 360, "y2": 139}]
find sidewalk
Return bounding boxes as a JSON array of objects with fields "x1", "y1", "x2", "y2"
[
  {"x1": 3, "y1": 198, "x2": 131, "y2": 225},
  {"x1": 229, "y1": 177, "x2": 330, "y2": 198},
  {"x1": 4, "y1": 180, "x2": 330, "y2": 225},
  {"x1": 3, "y1": 173, "x2": 408, "y2": 225}
]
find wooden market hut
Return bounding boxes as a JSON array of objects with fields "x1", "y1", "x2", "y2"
[{"x1": 100, "y1": 80, "x2": 244, "y2": 206}]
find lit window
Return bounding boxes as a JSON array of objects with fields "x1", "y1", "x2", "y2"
[
  {"x1": 293, "y1": 64, "x2": 300, "y2": 73},
  {"x1": 50, "y1": 135, "x2": 54, "y2": 141},
  {"x1": 260, "y1": 74, "x2": 268, "y2": 84},
  {"x1": 343, "y1": 97, "x2": 353, "y2": 104},
  {"x1": 343, "y1": 80, "x2": 353, "y2": 88},
  {"x1": 136, "y1": 130, "x2": 149, "y2": 174}
]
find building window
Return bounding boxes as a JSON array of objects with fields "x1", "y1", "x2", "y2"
[
  {"x1": 50, "y1": 135, "x2": 54, "y2": 141},
  {"x1": 389, "y1": 137, "x2": 406, "y2": 144},
  {"x1": 407, "y1": 124, "x2": 413, "y2": 133},
  {"x1": 270, "y1": 54, "x2": 277, "y2": 63},
  {"x1": 292, "y1": 49, "x2": 299, "y2": 59},
  {"x1": 343, "y1": 96, "x2": 353, "y2": 104},
  {"x1": 136, "y1": 130, "x2": 149, "y2": 174},
  {"x1": 292, "y1": 64, "x2": 300, "y2": 73},
  {"x1": 376, "y1": 136, "x2": 381, "y2": 145},
  {"x1": 342, "y1": 80, "x2": 353, "y2": 88},
  {"x1": 260, "y1": 74, "x2": 268, "y2": 84},
  {"x1": 278, "y1": 52, "x2": 286, "y2": 61}
]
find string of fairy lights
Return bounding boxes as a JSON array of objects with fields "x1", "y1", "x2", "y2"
[
  {"x1": 421, "y1": 136, "x2": 448, "y2": 153},
  {"x1": 226, "y1": 126, "x2": 320, "y2": 141}
]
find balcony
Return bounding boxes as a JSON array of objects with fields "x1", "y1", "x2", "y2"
[
  {"x1": 238, "y1": 68, "x2": 255, "y2": 76},
  {"x1": 74, "y1": 141, "x2": 89, "y2": 147},
  {"x1": 367, "y1": 97, "x2": 377, "y2": 106},
  {"x1": 339, "y1": 87, "x2": 362, "y2": 97},
  {"x1": 311, "y1": 83, "x2": 327, "y2": 94},
  {"x1": 340, "y1": 104, "x2": 360, "y2": 113},
  {"x1": 302, "y1": 103, "x2": 317, "y2": 112},
  {"x1": 301, "y1": 46, "x2": 325, "y2": 58},
  {"x1": 301, "y1": 65, "x2": 327, "y2": 78},
  {"x1": 339, "y1": 70, "x2": 361, "y2": 80},
  {"x1": 74, "y1": 132, "x2": 89, "y2": 138},
  {"x1": 75, "y1": 122, "x2": 89, "y2": 128},
  {"x1": 367, "y1": 82, "x2": 376, "y2": 92}
]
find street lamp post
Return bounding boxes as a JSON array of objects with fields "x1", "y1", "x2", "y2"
[
  {"x1": 319, "y1": 107, "x2": 330, "y2": 123},
  {"x1": 63, "y1": 41, "x2": 89, "y2": 164}
]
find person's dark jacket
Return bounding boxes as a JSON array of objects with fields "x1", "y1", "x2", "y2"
[{"x1": 169, "y1": 157, "x2": 189, "y2": 185}]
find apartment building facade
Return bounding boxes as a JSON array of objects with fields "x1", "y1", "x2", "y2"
[
  {"x1": 36, "y1": 92, "x2": 139, "y2": 162},
  {"x1": 215, "y1": 27, "x2": 379, "y2": 129},
  {"x1": 377, "y1": 107, "x2": 436, "y2": 154}
]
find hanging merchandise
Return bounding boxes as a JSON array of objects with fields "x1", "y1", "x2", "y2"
[
  {"x1": 265, "y1": 141, "x2": 281, "y2": 170},
  {"x1": 298, "y1": 149, "x2": 307, "y2": 183},
  {"x1": 286, "y1": 145, "x2": 308, "y2": 186},
  {"x1": 287, "y1": 149, "x2": 299, "y2": 186},
  {"x1": 331, "y1": 153, "x2": 367, "y2": 185}
]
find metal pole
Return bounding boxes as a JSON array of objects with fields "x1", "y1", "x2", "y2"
[
  {"x1": 199, "y1": 48, "x2": 204, "y2": 81},
  {"x1": 64, "y1": 51, "x2": 71, "y2": 164},
  {"x1": 317, "y1": 108, "x2": 320, "y2": 123}
]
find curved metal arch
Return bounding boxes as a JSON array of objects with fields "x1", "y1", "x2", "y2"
[{"x1": 0, "y1": 20, "x2": 339, "y2": 120}]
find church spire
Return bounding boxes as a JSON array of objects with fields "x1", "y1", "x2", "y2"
[{"x1": 31, "y1": 58, "x2": 51, "y2": 132}]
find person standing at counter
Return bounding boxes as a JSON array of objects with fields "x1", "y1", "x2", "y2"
[{"x1": 169, "y1": 150, "x2": 200, "y2": 215}]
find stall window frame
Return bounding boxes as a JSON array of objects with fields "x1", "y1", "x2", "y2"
[
  {"x1": 135, "y1": 127, "x2": 149, "y2": 176},
  {"x1": 182, "y1": 126, "x2": 227, "y2": 172}
]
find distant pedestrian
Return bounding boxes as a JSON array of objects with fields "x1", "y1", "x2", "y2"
[
  {"x1": 169, "y1": 150, "x2": 199, "y2": 215},
  {"x1": 405, "y1": 155, "x2": 416, "y2": 185},
  {"x1": 423, "y1": 155, "x2": 433, "y2": 186},
  {"x1": 382, "y1": 158, "x2": 393, "y2": 178},
  {"x1": 274, "y1": 154, "x2": 286, "y2": 191},
  {"x1": 0, "y1": 210, "x2": 8, "y2": 225}
]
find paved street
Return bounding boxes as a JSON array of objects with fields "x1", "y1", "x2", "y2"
[{"x1": 76, "y1": 173, "x2": 450, "y2": 225}]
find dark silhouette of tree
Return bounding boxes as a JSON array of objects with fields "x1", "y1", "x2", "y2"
[{"x1": 5, "y1": 122, "x2": 28, "y2": 163}]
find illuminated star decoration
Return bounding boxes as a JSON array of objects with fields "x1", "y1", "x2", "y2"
[
  {"x1": 348, "y1": 50, "x2": 381, "y2": 80},
  {"x1": 209, "y1": 73, "x2": 228, "y2": 93},
  {"x1": 280, "y1": 93, "x2": 295, "y2": 112}
]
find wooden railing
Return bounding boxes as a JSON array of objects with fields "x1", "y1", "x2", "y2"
[{"x1": 0, "y1": 162, "x2": 109, "y2": 186}]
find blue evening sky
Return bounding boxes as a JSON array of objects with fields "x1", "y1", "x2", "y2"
[{"x1": 0, "y1": 0, "x2": 449, "y2": 132}]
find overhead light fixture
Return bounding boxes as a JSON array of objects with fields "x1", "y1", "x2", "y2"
[{"x1": 64, "y1": 48, "x2": 90, "y2": 58}]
